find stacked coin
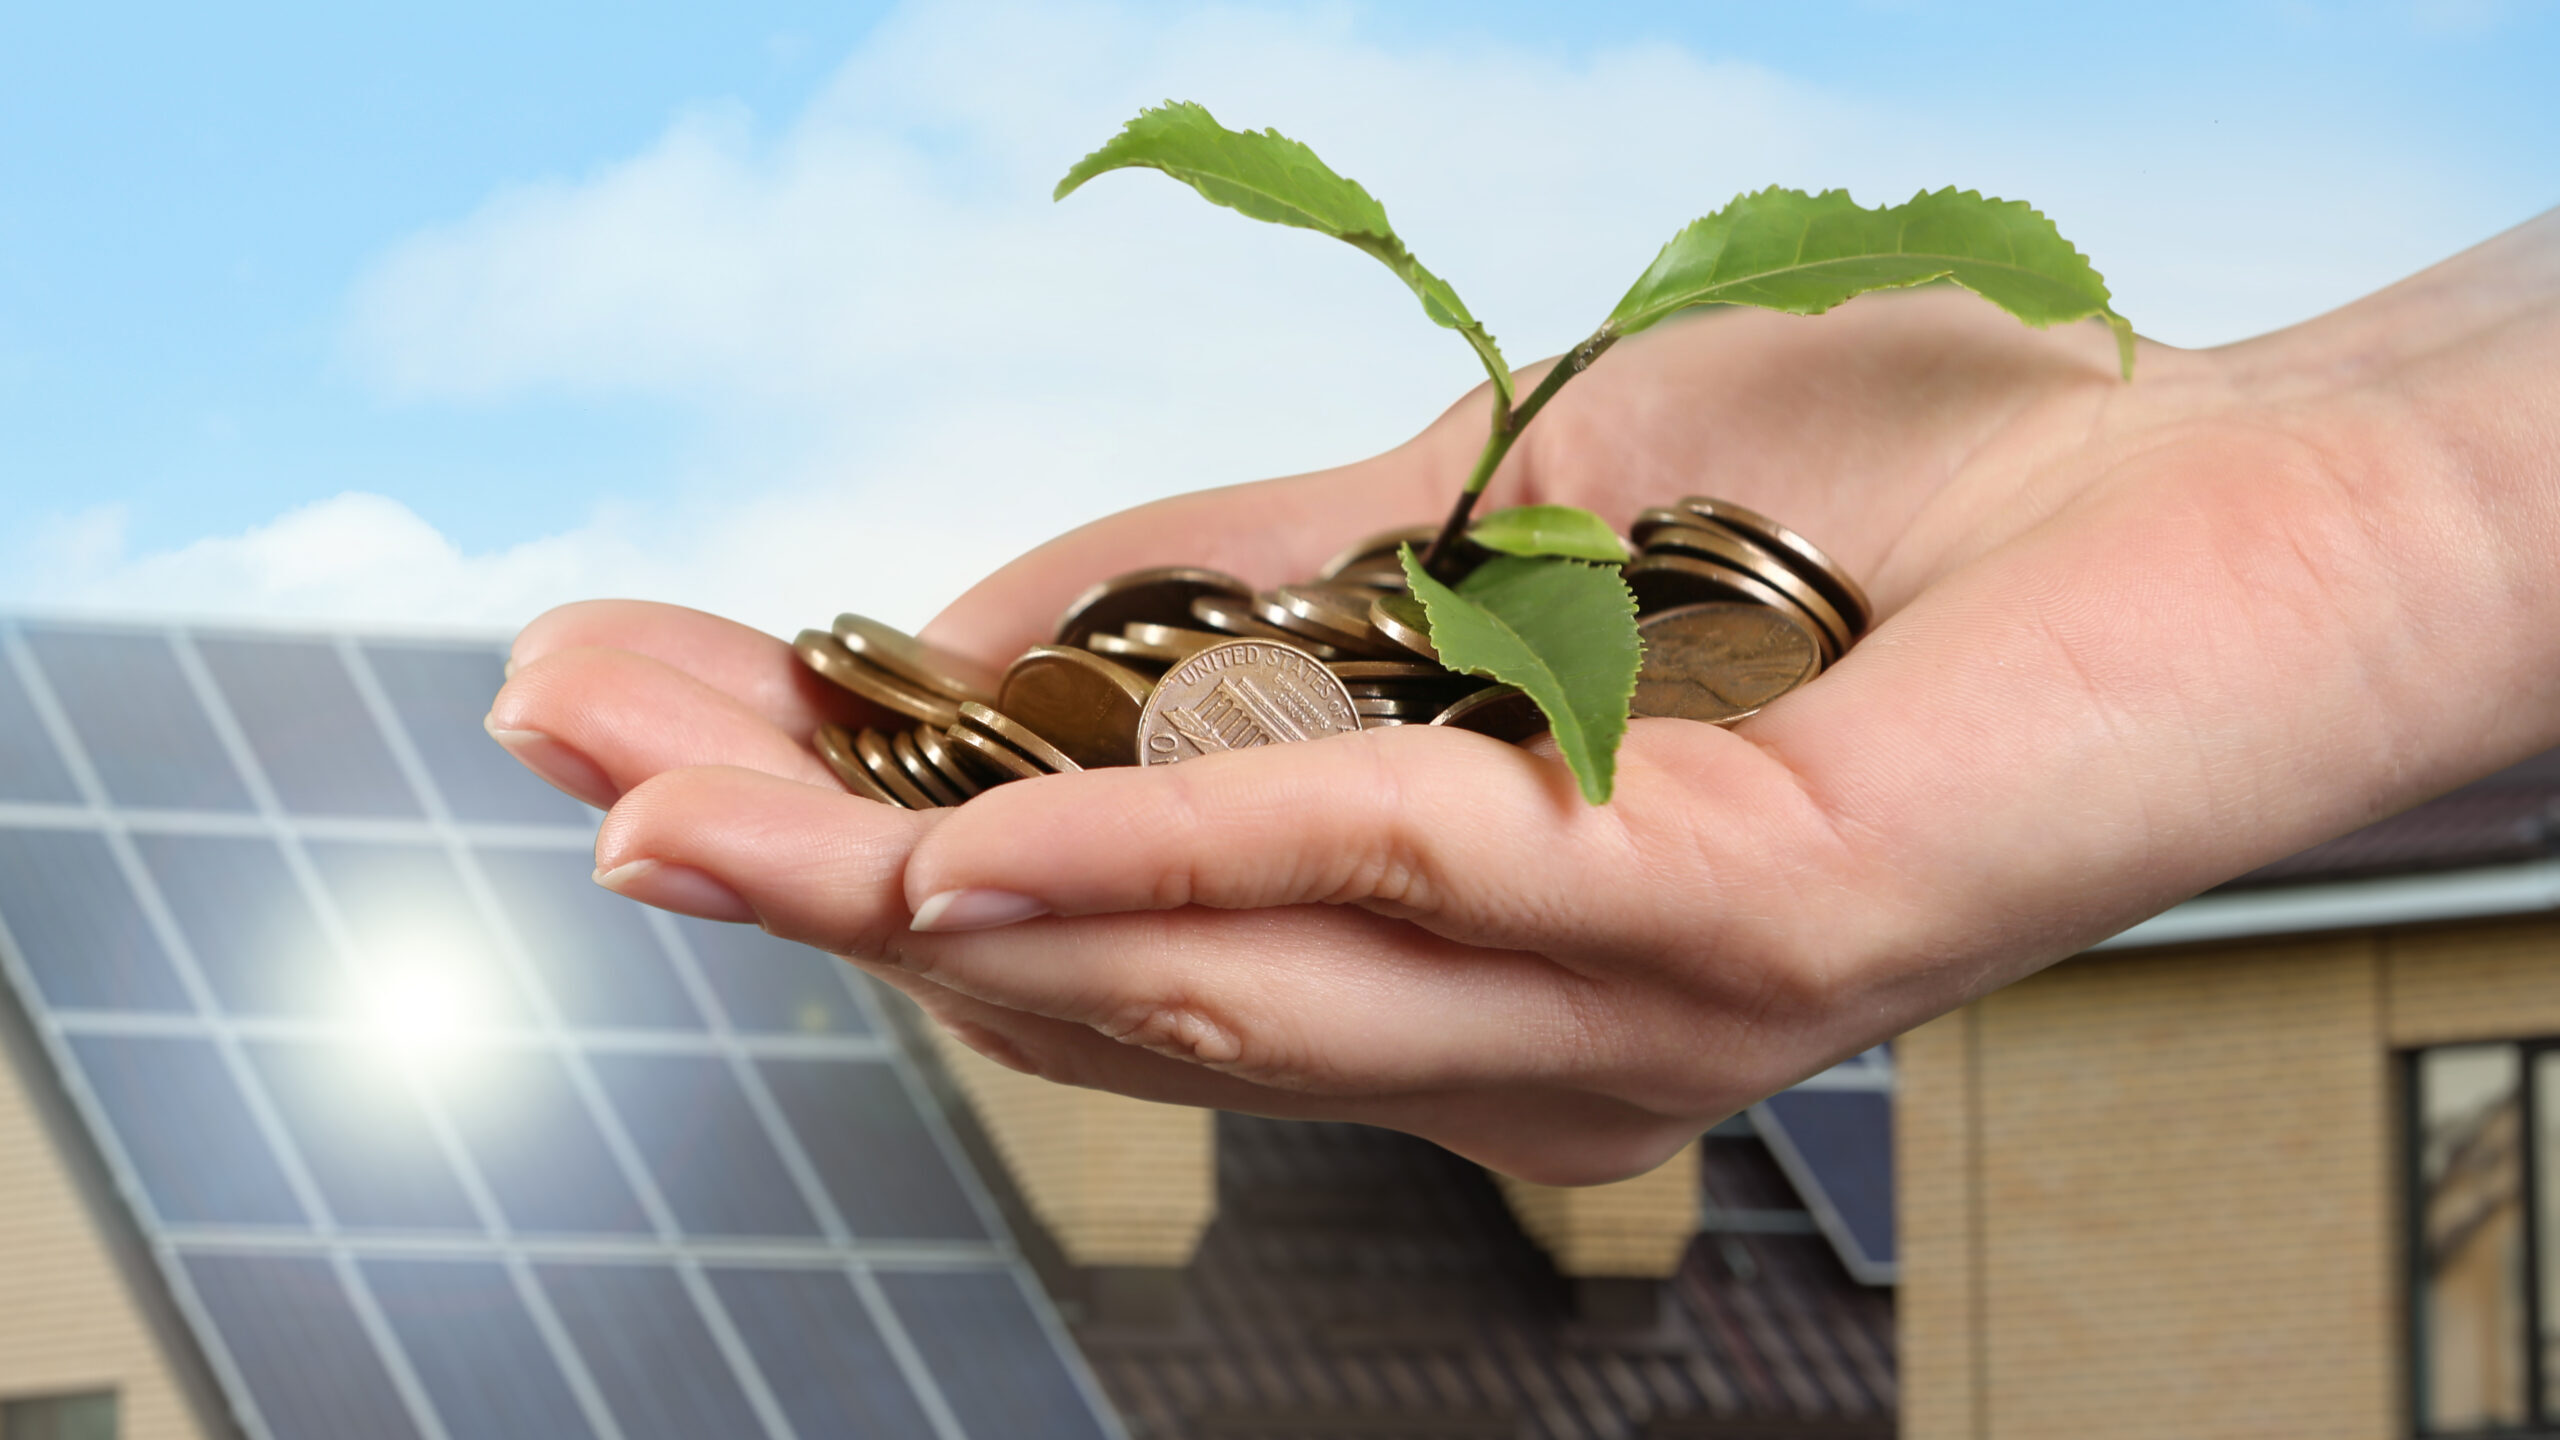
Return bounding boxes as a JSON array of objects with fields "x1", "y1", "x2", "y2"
[{"x1": 794, "y1": 494, "x2": 1868, "y2": 808}]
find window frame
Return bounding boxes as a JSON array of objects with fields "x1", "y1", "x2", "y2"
[{"x1": 2407, "y1": 1037, "x2": 2560, "y2": 1439}]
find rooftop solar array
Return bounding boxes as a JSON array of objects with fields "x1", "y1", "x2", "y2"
[{"x1": 0, "y1": 619, "x2": 1122, "y2": 1440}]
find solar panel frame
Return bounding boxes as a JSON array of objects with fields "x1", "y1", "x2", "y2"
[{"x1": 0, "y1": 618, "x2": 1125, "y2": 1440}]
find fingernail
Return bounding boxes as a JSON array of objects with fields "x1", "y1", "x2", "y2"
[
  {"x1": 504, "y1": 656, "x2": 520, "y2": 680},
  {"x1": 485, "y1": 720, "x2": 615, "y2": 808},
  {"x1": 910, "y1": 888, "x2": 1050, "y2": 933},
  {"x1": 596, "y1": 859, "x2": 759, "y2": 924}
]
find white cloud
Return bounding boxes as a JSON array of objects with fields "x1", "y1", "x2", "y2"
[{"x1": 25, "y1": 0, "x2": 2520, "y2": 633}]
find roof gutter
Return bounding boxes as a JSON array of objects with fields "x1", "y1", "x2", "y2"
[{"x1": 2091, "y1": 855, "x2": 2560, "y2": 951}]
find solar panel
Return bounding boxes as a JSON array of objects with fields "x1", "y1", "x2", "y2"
[
  {"x1": 1752, "y1": 1050, "x2": 1897, "y2": 1285},
  {"x1": 0, "y1": 617, "x2": 1124, "y2": 1440}
]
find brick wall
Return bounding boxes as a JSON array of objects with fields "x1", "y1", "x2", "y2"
[{"x1": 1901, "y1": 916, "x2": 2560, "y2": 1439}]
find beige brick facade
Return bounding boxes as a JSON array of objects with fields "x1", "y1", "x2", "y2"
[
  {"x1": 0, "y1": 1034, "x2": 213, "y2": 1440},
  {"x1": 1901, "y1": 917, "x2": 2560, "y2": 1440},
  {"x1": 1496, "y1": 1141, "x2": 1703, "y2": 1277},
  {"x1": 925, "y1": 1029, "x2": 1218, "y2": 1267}
]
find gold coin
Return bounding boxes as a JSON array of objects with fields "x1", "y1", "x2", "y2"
[
  {"x1": 1188, "y1": 595, "x2": 1345, "y2": 659},
  {"x1": 998, "y1": 646, "x2": 1155, "y2": 769},
  {"x1": 1631, "y1": 603, "x2": 1823, "y2": 725},
  {"x1": 1675, "y1": 495, "x2": 1872, "y2": 636},
  {"x1": 795, "y1": 631, "x2": 963, "y2": 729},
  {"x1": 1054, "y1": 567, "x2": 1253, "y2": 648},
  {"x1": 831, "y1": 614, "x2": 1001, "y2": 705},
  {"x1": 813, "y1": 724, "x2": 901, "y2": 805},
  {"x1": 1640, "y1": 522, "x2": 1852, "y2": 659},
  {"x1": 1366, "y1": 593, "x2": 1438, "y2": 662},
  {"x1": 954, "y1": 701, "x2": 1082, "y2": 775},
  {"x1": 1136, "y1": 640, "x2": 1360, "y2": 765},
  {"x1": 911, "y1": 723, "x2": 983, "y2": 799},
  {"x1": 1429, "y1": 686, "x2": 1547, "y2": 743},
  {"x1": 855, "y1": 728, "x2": 936, "y2": 810}
]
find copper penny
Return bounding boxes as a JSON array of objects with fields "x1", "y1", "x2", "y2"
[
  {"x1": 795, "y1": 631, "x2": 963, "y2": 729},
  {"x1": 1366, "y1": 592, "x2": 1438, "y2": 661},
  {"x1": 1622, "y1": 555, "x2": 1826, "y2": 643},
  {"x1": 1054, "y1": 566, "x2": 1253, "y2": 648},
  {"x1": 1121, "y1": 623, "x2": 1233, "y2": 659},
  {"x1": 1429, "y1": 686, "x2": 1548, "y2": 743},
  {"x1": 1675, "y1": 495, "x2": 1872, "y2": 636},
  {"x1": 1082, "y1": 632, "x2": 1177, "y2": 667},
  {"x1": 1631, "y1": 603, "x2": 1823, "y2": 725},
  {"x1": 1137, "y1": 640, "x2": 1360, "y2": 765},
  {"x1": 1314, "y1": 524, "x2": 1436, "y2": 580},
  {"x1": 998, "y1": 645, "x2": 1154, "y2": 769},
  {"x1": 1188, "y1": 594, "x2": 1344, "y2": 659},
  {"x1": 910, "y1": 723, "x2": 983, "y2": 799},
  {"x1": 890, "y1": 728, "x2": 966, "y2": 807},
  {"x1": 1640, "y1": 522, "x2": 1852, "y2": 659},
  {"x1": 813, "y1": 724, "x2": 901, "y2": 805},
  {"x1": 954, "y1": 701, "x2": 1082, "y2": 775},
  {"x1": 947, "y1": 723, "x2": 1045, "y2": 783},
  {"x1": 854, "y1": 727, "x2": 936, "y2": 810},
  {"x1": 831, "y1": 613, "x2": 1000, "y2": 705}
]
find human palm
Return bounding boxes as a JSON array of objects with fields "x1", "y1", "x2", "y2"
[{"x1": 494, "y1": 217, "x2": 2560, "y2": 1184}]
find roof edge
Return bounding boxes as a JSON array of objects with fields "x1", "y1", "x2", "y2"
[{"x1": 2092, "y1": 856, "x2": 2560, "y2": 951}]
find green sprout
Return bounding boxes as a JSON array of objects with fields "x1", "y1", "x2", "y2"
[{"x1": 1059, "y1": 100, "x2": 2132, "y2": 802}]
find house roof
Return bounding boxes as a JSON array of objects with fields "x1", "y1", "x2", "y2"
[
  {"x1": 1062, "y1": 1114, "x2": 1894, "y2": 1440},
  {"x1": 2225, "y1": 750, "x2": 2560, "y2": 888}
]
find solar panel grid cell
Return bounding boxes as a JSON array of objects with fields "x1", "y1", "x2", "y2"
[
  {"x1": 69, "y1": 1035, "x2": 305, "y2": 1227},
  {"x1": 246, "y1": 1041, "x2": 482, "y2": 1233},
  {"x1": 478, "y1": 847, "x2": 706, "y2": 1032},
  {"x1": 21, "y1": 627, "x2": 252, "y2": 813},
  {"x1": 587, "y1": 1054, "x2": 822, "y2": 1239},
  {"x1": 133, "y1": 833, "x2": 339, "y2": 1017},
  {"x1": 194, "y1": 637, "x2": 422, "y2": 819},
  {"x1": 0, "y1": 828, "x2": 193, "y2": 1011},
  {"x1": 534, "y1": 1263, "x2": 770, "y2": 1440},
  {"x1": 0, "y1": 641, "x2": 79, "y2": 804},
  {"x1": 708, "y1": 1266, "x2": 941, "y2": 1439},
  {"x1": 180, "y1": 1252, "x2": 427, "y2": 1440},
  {"x1": 429, "y1": 1046, "x2": 656, "y2": 1236},
  {"x1": 671, "y1": 914, "x2": 876, "y2": 1037},
  {"x1": 362, "y1": 1258, "x2": 600, "y2": 1440},
  {"x1": 878, "y1": 1269, "x2": 1112, "y2": 1440},
  {"x1": 360, "y1": 643, "x2": 590, "y2": 827},
  {"x1": 759, "y1": 1058, "x2": 988, "y2": 1241}
]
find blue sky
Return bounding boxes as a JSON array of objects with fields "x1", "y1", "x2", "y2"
[{"x1": 2, "y1": 1, "x2": 2554, "y2": 631}]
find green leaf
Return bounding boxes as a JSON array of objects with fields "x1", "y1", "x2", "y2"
[
  {"x1": 1056, "y1": 101, "x2": 1513, "y2": 405},
  {"x1": 1605, "y1": 186, "x2": 2136, "y2": 379},
  {"x1": 1400, "y1": 546, "x2": 1641, "y2": 804},
  {"x1": 1469, "y1": 504, "x2": 1630, "y2": 562}
]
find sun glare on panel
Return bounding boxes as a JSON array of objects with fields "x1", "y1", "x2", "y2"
[{"x1": 355, "y1": 954, "x2": 482, "y2": 1065}]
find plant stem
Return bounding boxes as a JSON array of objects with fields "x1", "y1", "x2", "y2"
[{"x1": 1419, "y1": 328, "x2": 1619, "y2": 578}]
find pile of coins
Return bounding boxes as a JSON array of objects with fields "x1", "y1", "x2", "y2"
[{"x1": 794, "y1": 495, "x2": 1870, "y2": 807}]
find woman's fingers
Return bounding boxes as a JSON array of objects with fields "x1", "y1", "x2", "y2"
[
  {"x1": 491, "y1": 646, "x2": 843, "y2": 805},
  {"x1": 597, "y1": 758, "x2": 1836, "y2": 1120},
  {"x1": 509, "y1": 599, "x2": 886, "y2": 738},
  {"x1": 865, "y1": 970, "x2": 1698, "y2": 1185}
]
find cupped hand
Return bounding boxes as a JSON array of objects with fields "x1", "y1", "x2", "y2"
[{"x1": 493, "y1": 213, "x2": 2560, "y2": 1183}]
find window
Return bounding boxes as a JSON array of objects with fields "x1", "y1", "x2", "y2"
[
  {"x1": 0, "y1": 1391, "x2": 117, "y2": 1440},
  {"x1": 2412, "y1": 1041, "x2": 2560, "y2": 1435}
]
